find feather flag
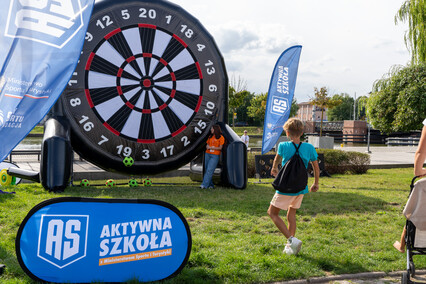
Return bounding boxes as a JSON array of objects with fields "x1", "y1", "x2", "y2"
[
  {"x1": 261, "y1": 45, "x2": 302, "y2": 154},
  {"x1": 0, "y1": 0, "x2": 94, "y2": 162}
]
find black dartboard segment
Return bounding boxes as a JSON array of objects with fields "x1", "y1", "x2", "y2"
[{"x1": 62, "y1": 0, "x2": 227, "y2": 174}]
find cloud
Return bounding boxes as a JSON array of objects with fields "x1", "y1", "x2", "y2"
[
  {"x1": 224, "y1": 59, "x2": 243, "y2": 72},
  {"x1": 213, "y1": 22, "x2": 300, "y2": 55},
  {"x1": 216, "y1": 28, "x2": 259, "y2": 53}
]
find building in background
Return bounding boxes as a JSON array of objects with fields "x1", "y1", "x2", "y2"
[{"x1": 296, "y1": 102, "x2": 328, "y2": 122}]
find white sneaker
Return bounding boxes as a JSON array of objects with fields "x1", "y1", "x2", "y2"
[
  {"x1": 283, "y1": 243, "x2": 294, "y2": 255},
  {"x1": 289, "y1": 236, "x2": 302, "y2": 255}
]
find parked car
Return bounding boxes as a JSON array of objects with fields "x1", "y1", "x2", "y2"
[{"x1": 234, "y1": 121, "x2": 248, "y2": 126}]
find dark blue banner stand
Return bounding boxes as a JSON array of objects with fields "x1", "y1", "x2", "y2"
[{"x1": 16, "y1": 197, "x2": 191, "y2": 283}]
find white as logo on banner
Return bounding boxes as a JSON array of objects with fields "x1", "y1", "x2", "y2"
[
  {"x1": 38, "y1": 215, "x2": 89, "y2": 268},
  {"x1": 5, "y1": 0, "x2": 87, "y2": 48},
  {"x1": 271, "y1": 96, "x2": 289, "y2": 115}
]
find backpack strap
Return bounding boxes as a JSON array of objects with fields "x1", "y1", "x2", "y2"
[{"x1": 292, "y1": 142, "x2": 302, "y2": 154}]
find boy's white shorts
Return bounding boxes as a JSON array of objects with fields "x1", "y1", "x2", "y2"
[{"x1": 270, "y1": 192, "x2": 304, "y2": 210}]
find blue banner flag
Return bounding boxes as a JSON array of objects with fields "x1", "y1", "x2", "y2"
[
  {"x1": 0, "y1": 0, "x2": 94, "y2": 162},
  {"x1": 261, "y1": 45, "x2": 302, "y2": 154}
]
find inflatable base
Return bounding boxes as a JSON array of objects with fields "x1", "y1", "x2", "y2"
[{"x1": 189, "y1": 123, "x2": 247, "y2": 189}]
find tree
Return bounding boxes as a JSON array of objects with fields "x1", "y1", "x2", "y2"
[
  {"x1": 326, "y1": 94, "x2": 368, "y2": 121},
  {"x1": 247, "y1": 94, "x2": 299, "y2": 126},
  {"x1": 289, "y1": 98, "x2": 299, "y2": 118},
  {"x1": 356, "y1": 95, "x2": 368, "y2": 121},
  {"x1": 327, "y1": 93, "x2": 353, "y2": 121},
  {"x1": 309, "y1": 87, "x2": 341, "y2": 136},
  {"x1": 247, "y1": 93, "x2": 267, "y2": 125},
  {"x1": 229, "y1": 86, "x2": 251, "y2": 126},
  {"x1": 367, "y1": 63, "x2": 426, "y2": 133},
  {"x1": 228, "y1": 75, "x2": 249, "y2": 127},
  {"x1": 395, "y1": 0, "x2": 426, "y2": 64}
]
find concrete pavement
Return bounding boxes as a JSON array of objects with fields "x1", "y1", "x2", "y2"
[
  {"x1": 7, "y1": 145, "x2": 417, "y2": 181},
  {"x1": 335, "y1": 145, "x2": 417, "y2": 169}
]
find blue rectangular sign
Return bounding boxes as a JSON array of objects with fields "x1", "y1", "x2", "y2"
[{"x1": 262, "y1": 45, "x2": 302, "y2": 154}]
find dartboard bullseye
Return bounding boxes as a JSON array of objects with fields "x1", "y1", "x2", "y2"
[{"x1": 62, "y1": 0, "x2": 227, "y2": 174}]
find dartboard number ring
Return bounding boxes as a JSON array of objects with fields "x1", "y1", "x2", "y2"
[{"x1": 62, "y1": 0, "x2": 226, "y2": 171}]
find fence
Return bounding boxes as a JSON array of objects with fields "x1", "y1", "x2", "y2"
[{"x1": 386, "y1": 137, "x2": 420, "y2": 146}]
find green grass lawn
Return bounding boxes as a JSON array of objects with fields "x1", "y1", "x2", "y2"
[{"x1": 0, "y1": 169, "x2": 423, "y2": 283}]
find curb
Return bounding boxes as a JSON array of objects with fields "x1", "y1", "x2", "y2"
[
  {"x1": 275, "y1": 270, "x2": 426, "y2": 283},
  {"x1": 369, "y1": 164, "x2": 413, "y2": 169}
]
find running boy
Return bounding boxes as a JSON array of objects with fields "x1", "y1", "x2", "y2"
[{"x1": 268, "y1": 118, "x2": 320, "y2": 255}]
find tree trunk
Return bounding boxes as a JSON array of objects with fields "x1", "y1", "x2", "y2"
[{"x1": 320, "y1": 108, "x2": 324, "y2": 137}]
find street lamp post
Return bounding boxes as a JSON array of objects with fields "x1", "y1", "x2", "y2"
[{"x1": 366, "y1": 123, "x2": 371, "y2": 154}]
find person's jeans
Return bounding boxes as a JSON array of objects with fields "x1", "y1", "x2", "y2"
[{"x1": 201, "y1": 153, "x2": 220, "y2": 188}]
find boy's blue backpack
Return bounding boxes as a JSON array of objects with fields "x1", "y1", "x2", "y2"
[{"x1": 272, "y1": 142, "x2": 308, "y2": 193}]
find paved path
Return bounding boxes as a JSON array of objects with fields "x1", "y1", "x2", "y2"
[
  {"x1": 335, "y1": 145, "x2": 417, "y2": 168},
  {"x1": 7, "y1": 145, "x2": 417, "y2": 180},
  {"x1": 6, "y1": 153, "x2": 190, "y2": 181}
]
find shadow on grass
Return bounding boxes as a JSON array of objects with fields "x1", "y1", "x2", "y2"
[
  {"x1": 0, "y1": 244, "x2": 27, "y2": 280},
  {"x1": 300, "y1": 252, "x2": 369, "y2": 275},
  {"x1": 0, "y1": 192, "x2": 16, "y2": 202},
  {"x1": 58, "y1": 186, "x2": 389, "y2": 217},
  {"x1": 300, "y1": 191, "x2": 388, "y2": 215}
]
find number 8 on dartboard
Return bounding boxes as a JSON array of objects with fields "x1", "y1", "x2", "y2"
[{"x1": 62, "y1": 0, "x2": 227, "y2": 174}]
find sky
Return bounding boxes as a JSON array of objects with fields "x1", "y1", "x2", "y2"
[{"x1": 173, "y1": 0, "x2": 411, "y2": 102}]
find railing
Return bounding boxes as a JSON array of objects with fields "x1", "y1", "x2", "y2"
[
  {"x1": 7, "y1": 150, "x2": 42, "y2": 163},
  {"x1": 306, "y1": 132, "x2": 386, "y2": 144},
  {"x1": 314, "y1": 121, "x2": 344, "y2": 132},
  {"x1": 342, "y1": 134, "x2": 368, "y2": 143},
  {"x1": 386, "y1": 137, "x2": 419, "y2": 146}
]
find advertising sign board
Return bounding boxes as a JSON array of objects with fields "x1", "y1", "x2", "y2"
[{"x1": 16, "y1": 197, "x2": 191, "y2": 283}]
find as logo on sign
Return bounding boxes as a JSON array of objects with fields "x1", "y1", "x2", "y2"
[
  {"x1": 271, "y1": 96, "x2": 289, "y2": 115},
  {"x1": 37, "y1": 215, "x2": 89, "y2": 268},
  {"x1": 5, "y1": 0, "x2": 86, "y2": 48}
]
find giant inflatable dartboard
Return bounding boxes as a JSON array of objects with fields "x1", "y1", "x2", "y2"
[{"x1": 62, "y1": 0, "x2": 227, "y2": 174}]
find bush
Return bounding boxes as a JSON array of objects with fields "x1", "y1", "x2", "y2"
[
  {"x1": 317, "y1": 149, "x2": 348, "y2": 174},
  {"x1": 317, "y1": 149, "x2": 370, "y2": 175},
  {"x1": 247, "y1": 149, "x2": 370, "y2": 178},
  {"x1": 247, "y1": 151, "x2": 257, "y2": 178},
  {"x1": 346, "y1": 151, "x2": 370, "y2": 174}
]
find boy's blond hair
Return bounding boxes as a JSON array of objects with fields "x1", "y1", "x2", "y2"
[{"x1": 283, "y1": 118, "x2": 304, "y2": 137}]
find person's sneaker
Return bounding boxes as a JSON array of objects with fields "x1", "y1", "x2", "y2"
[
  {"x1": 283, "y1": 243, "x2": 294, "y2": 255},
  {"x1": 289, "y1": 236, "x2": 302, "y2": 255},
  {"x1": 200, "y1": 185, "x2": 206, "y2": 189}
]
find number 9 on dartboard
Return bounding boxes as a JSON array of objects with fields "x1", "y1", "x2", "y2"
[{"x1": 62, "y1": 0, "x2": 227, "y2": 174}]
